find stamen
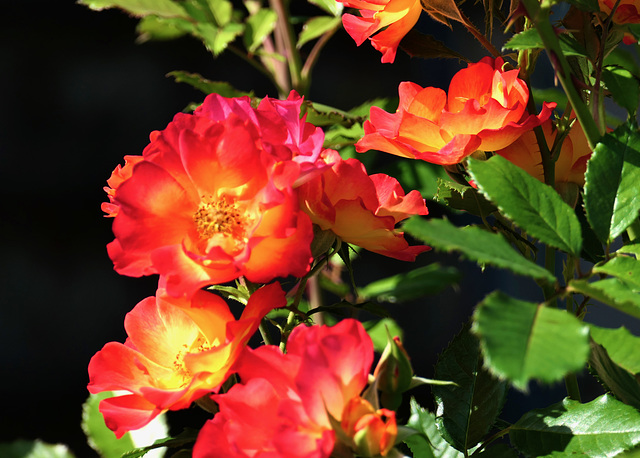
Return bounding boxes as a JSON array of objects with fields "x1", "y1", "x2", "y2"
[
  {"x1": 172, "y1": 338, "x2": 214, "y2": 386},
  {"x1": 193, "y1": 196, "x2": 245, "y2": 239}
]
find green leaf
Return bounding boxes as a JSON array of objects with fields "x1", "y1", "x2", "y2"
[
  {"x1": 0, "y1": 440, "x2": 75, "y2": 458},
  {"x1": 302, "y1": 101, "x2": 358, "y2": 127},
  {"x1": 509, "y1": 394, "x2": 640, "y2": 457},
  {"x1": 358, "y1": 263, "x2": 461, "y2": 303},
  {"x1": 205, "y1": 0, "x2": 233, "y2": 26},
  {"x1": 403, "y1": 218, "x2": 556, "y2": 283},
  {"x1": 503, "y1": 28, "x2": 588, "y2": 57},
  {"x1": 584, "y1": 122, "x2": 640, "y2": 243},
  {"x1": 79, "y1": 0, "x2": 188, "y2": 17},
  {"x1": 468, "y1": 155, "x2": 583, "y2": 256},
  {"x1": 593, "y1": 256, "x2": 640, "y2": 290},
  {"x1": 196, "y1": 22, "x2": 243, "y2": 56},
  {"x1": 568, "y1": 278, "x2": 640, "y2": 319},
  {"x1": 617, "y1": 445, "x2": 640, "y2": 457},
  {"x1": 589, "y1": 337, "x2": 640, "y2": 409},
  {"x1": 604, "y1": 47, "x2": 640, "y2": 78},
  {"x1": 167, "y1": 70, "x2": 253, "y2": 97},
  {"x1": 307, "y1": 0, "x2": 344, "y2": 16},
  {"x1": 364, "y1": 317, "x2": 404, "y2": 353},
  {"x1": 619, "y1": 242, "x2": 640, "y2": 257},
  {"x1": 243, "y1": 8, "x2": 277, "y2": 53},
  {"x1": 405, "y1": 398, "x2": 464, "y2": 458},
  {"x1": 472, "y1": 291, "x2": 590, "y2": 390},
  {"x1": 121, "y1": 428, "x2": 199, "y2": 458},
  {"x1": 82, "y1": 392, "x2": 136, "y2": 458},
  {"x1": 348, "y1": 97, "x2": 398, "y2": 118},
  {"x1": 135, "y1": 16, "x2": 193, "y2": 41},
  {"x1": 590, "y1": 325, "x2": 640, "y2": 374},
  {"x1": 602, "y1": 66, "x2": 640, "y2": 114},
  {"x1": 323, "y1": 124, "x2": 365, "y2": 149},
  {"x1": 433, "y1": 324, "x2": 508, "y2": 452},
  {"x1": 435, "y1": 179, "x2": 497, "y2": 217},
  {"x1": 399, "y1": 30, "x2": 469, "y2": 61},
  {"x1": 297, "y1": 16, "x2": 341, "y2": 48}
]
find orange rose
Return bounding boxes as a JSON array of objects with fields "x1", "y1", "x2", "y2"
[
  {"x1": 599, "y1": 0, "x2": 640, "y2": 24},
  {"x1": 495, "y1": 119, "x2": 592, "y2": 187},
  {"x1": 338, "y1": 0, "x2": 422, "y2": 63},
  {"x1": 340, "y1": 397, "x2": 397, "y2": 457},
  {"x1": 356, "y1": 57, "x2": 555, "y2": 165},
  {"x1": 299, "y1": 149, "x2": 429, "y2": 261},
  {"x1": 87, "y1": 283, "x2": 285, "y2": 438}
]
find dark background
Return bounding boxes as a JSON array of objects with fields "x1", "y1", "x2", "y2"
[{"x1": 1, "y1": 1, "x2": 633, "y2": 456}]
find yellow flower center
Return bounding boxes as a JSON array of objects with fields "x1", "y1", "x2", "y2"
[
  {"x1": 172, "y1": 337, "x2": 216, "y2": 386},
  {"x1": 193, "y1": 196, "x2": 246, "y2": 239}
]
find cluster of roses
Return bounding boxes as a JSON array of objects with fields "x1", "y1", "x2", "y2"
[
  {"x1": 88, "y1": 92, "x2": 427, "y2": 456},
  {"x1": 87, "y1": 0, "x2": 606, "y2": 453},
  {"x1": 339, "y1": 0, "x2": 604, "y2": 193}
]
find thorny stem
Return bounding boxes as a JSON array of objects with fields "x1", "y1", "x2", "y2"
[
  {"x1": 524, "y1": 76, "x2": 555, "y2": 187},
  {"x1": 564, "y1": 373, "x2": 582, "y2": 401},
  {"x1": 543, "y1": 244, "x2": 560, "y2": 306},
  {"x1": 307, "y1": 275, "x2": 324, "y2": 325},
  {"x1": 269, "y1": 0, "x2": 303, "y2": 94},
  {"x1": 519, "y1": 0, "x2": 602, "y2": 150},
  {"x1": 279, "y1": 311, "x2": 297, "y2": 352},
  {"x1": 592, "y1": 0, "x2": 621, "y2": 135},
  {"x1": 460, "y1": 11, "x2": 502, "y2": 58},
  {"x1": 259, "y1": 321, "x2": 275, "y2": 346},
  {"x1": 255, "y1": 35, "x2": 289, "y2": 96},
  {"x1": 471, "y1": 426, "x2": 512, "y2": 455}
]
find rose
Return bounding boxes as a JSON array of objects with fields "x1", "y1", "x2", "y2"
[
  {"x1": 87, "y1": 283, "x2": 285, "y2": 438},
  {"x1": 495, "y1": 119, "x2": 592, "y2": 205},
  {"x1": 356, "y1": 57, "x2": 555, "y2": 165},
  {"x1": 340, "y1": 397, "x2": 397, "y2": 457},
  {"x1": 299, "y1": 149, "x2": 429, "y2": 261},
  {"x1": 337, "y1": 0, "x2": 422, "y2": 63},
  {"x1": 192, "y1": 319, "x2": 380, "y2": 457},
  {"x1": 599, "y1": 0, "x2": 640, "y2": 24},
  {"x1": 104, "y1": 92, "x2": 321, "y2": 297}
]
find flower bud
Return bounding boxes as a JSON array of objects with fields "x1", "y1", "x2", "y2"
[
  {"x1": 373, "y1": 334, "x2": 413, "y2": 410},
  {"x1": 340, "y1": 397, "x2": 397, "y2": 457}
]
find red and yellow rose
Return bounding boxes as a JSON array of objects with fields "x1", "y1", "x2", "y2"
[
  {"x1": 87, "y1": 283, "x2": 285, "y2": 438},
  {"x1": 104, "y1": 93, "x2": 321, "y2": 297},
  {"x1": 338, "y1": 0, "x2": 422, "y2": 63},
  {"x1": 299, "y1": 149, "x2": 429, "y2": 261},
  {"x1": 192, "y1": 319, "x2": 397, "y2": 457}
]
